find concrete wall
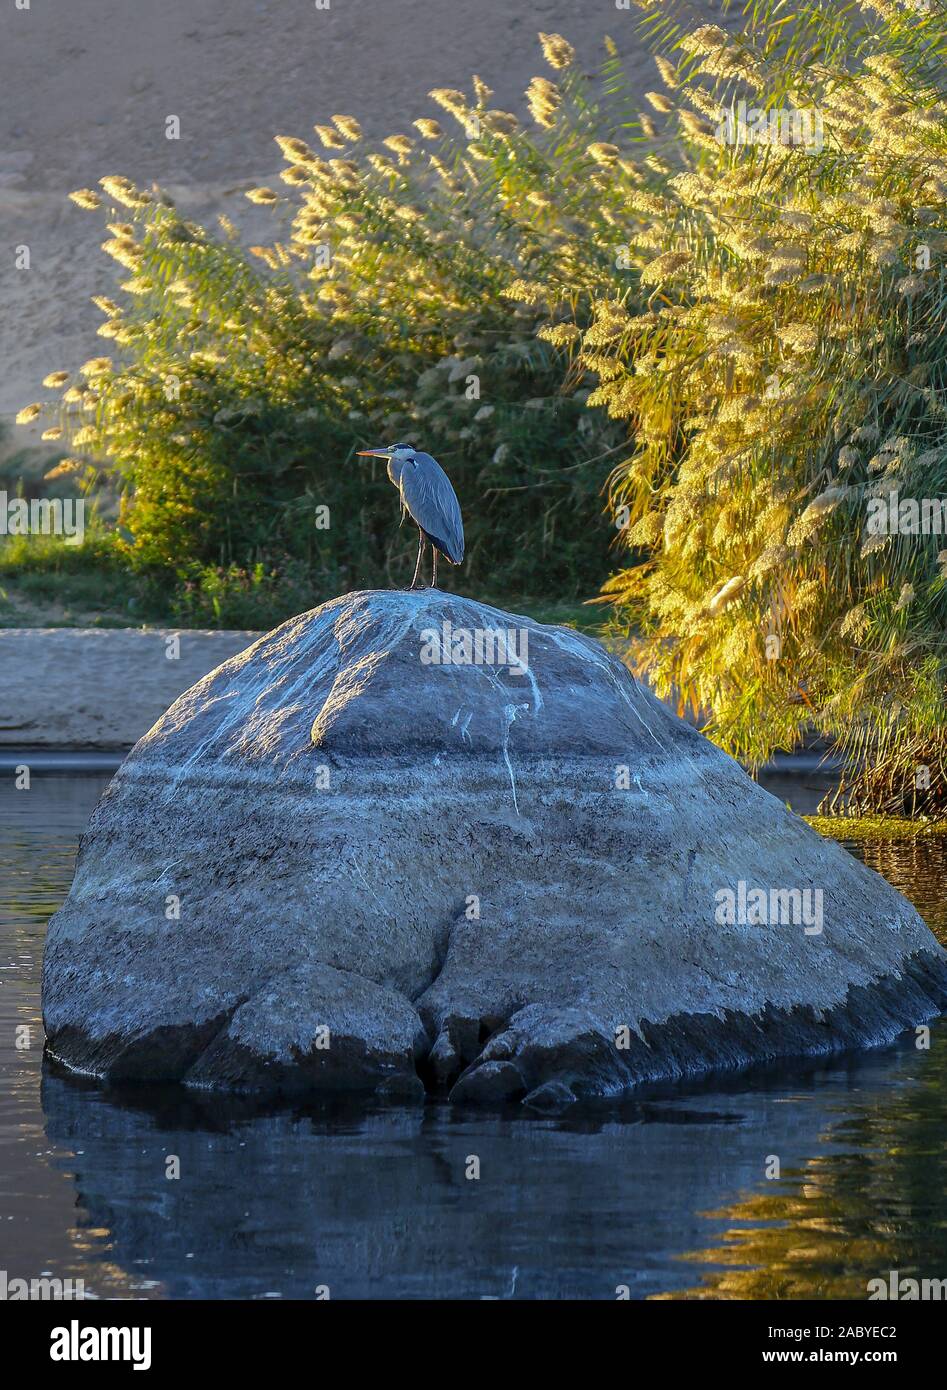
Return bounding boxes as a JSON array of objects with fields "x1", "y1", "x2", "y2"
[{"x1": 0, "y1": 628, "x2": 260, "y2": 747}]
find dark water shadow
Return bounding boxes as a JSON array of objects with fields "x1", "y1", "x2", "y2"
[{"x1": 40, "y1": 1023, "x2": 947, "y2": 1300}]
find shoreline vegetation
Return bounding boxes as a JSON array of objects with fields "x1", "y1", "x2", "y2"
[
  {"x1": 0, "y1": 532, "x2": 601, "y2": 634},
  {"x1": 8, "y1": 4, "x2": 947, "y2": 814},
  {"x1": 805, "y1": 815, "x2": 947, "y2": 842}
]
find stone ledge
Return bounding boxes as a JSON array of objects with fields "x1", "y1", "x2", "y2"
[{"x1": 0, "y1": 627, "x2": 261, "y2": 748}]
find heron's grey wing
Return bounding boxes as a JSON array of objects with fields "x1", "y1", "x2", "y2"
[{"x1": 398, "y1": 454, "x2": 465, "y2": 563}]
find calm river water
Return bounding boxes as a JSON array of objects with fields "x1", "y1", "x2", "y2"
[{"x1": 2, "y1": 774, "x2": 946, "y2": 1300}]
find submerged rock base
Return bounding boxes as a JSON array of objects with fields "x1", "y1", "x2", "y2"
[
  {"x1": 45, "y1": 949, "x2": 947, "y2": 1110},
  {"x1": 42, "y1": 591, "x2": 947, "y2": 1104}
]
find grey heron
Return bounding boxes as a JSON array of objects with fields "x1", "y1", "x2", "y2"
[{"x1": 356, "y1": 442, "x2": 465, "y2": 589}]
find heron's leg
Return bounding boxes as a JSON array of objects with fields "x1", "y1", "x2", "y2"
[
  {"x1": 431, "y1": 546, "x2": 438, "y2": 589},
  {"x1": 410, "y1": 531, "x2": 424, "y2": 589}
]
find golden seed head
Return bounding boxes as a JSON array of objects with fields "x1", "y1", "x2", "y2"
[
  {"x1": 538, "y1": 31, "x2": 575, "y2": 70},
  {"x1": 681, "y1": 24, "x2": 729, "y2": 56},
  {"x1": 79, "y1": 356, "x2": 112, "y2": 377},
  {"x1": 655, "y1": 55, "x2": 679, "y2": 89},
  {"x1": 275, "y1": 135, "x2": 315, "y2": 162},
  {"x1": 69, "y1": 188, "x2": 103, "y2": 209},
  {"x1": 101, "y1": 237, "x2": 142, "y2": 269},
  {"x1": 640, "y1": 250, "x2": 692, "y2": 286},
  {"x1": 91, "y1": 296, "x2": 122, "y2": 316},
  {"x1": 645, "y1": 90, "x2": 673, "y2": 114},
  {"x1": 587, "y1": 142, "x2": 620, "y2": 165},
  {"x1": 44, "y1": 459, "x2": 83, "y2": 481},
  {"x1": 428, "y1": 89, "x2": 469, "y2": 121},
  {"x1": 472, "y1": 75, "x2": 493, "y2": 106},
  {"x1": 383, "y1": 134, "x2": 415, "y2": 155},
  {"x1": 331, "y1": 115, "x2": 363, "y2": 141},
  {"x1": 481, "y1": 110, "x2": 520, "y2": 137},
  {"x1": 313, "y1": 124, "x2": 346, "y2": 149},
  {"x1": 99, "y1": 175, "x2": 145, "y2": 208},
  {"x1": 526, "y1": 76, "x2": 561, "y2": 127}
]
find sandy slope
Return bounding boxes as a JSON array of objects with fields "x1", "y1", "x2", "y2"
[{"x1": 0, "y1": 0, "x2": 718, "y2": 431}]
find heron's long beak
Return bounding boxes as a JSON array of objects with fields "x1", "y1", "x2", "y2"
[{"x1": 355, "y1": 448, "x2": 391, "y2": 458}]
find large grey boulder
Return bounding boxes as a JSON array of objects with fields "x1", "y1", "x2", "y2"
[{"x1": 42, "y1": 589, "x2": 947, "y2": 1104}]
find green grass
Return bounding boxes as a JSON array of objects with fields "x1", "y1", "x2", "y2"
[
  {"x1": 805, "y1": 816, "x2": 947, "y2": 842},
  {"x1": 0, "y1": 531, "x2": 137, "y2": 627},
  {"x1": 475, "y1": 595, "x2": 604, "y2": 633},
  {"x1": 0, "y1": 533, "x2": 610, "y2": 633}
]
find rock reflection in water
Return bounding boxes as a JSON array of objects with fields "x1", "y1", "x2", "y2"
[{"x1": 40, "y1": 1031, "x2": 947, "y2": 1300}]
